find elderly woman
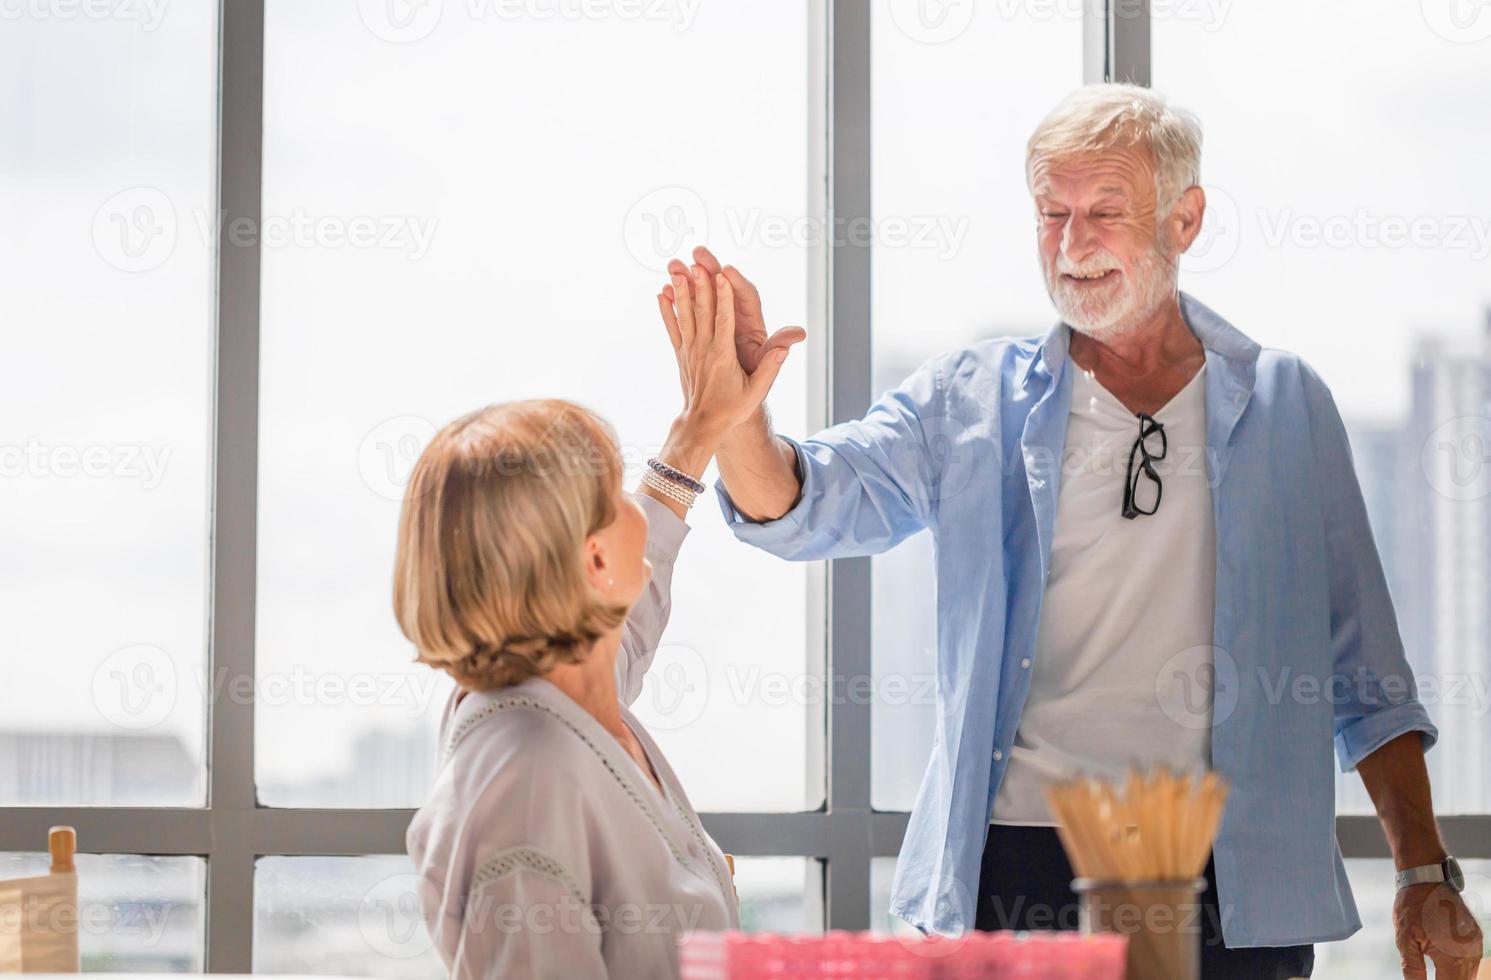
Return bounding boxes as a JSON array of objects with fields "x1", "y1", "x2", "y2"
[{"x1": 399, "y1": 270, "x2": 798, "y2": 979}]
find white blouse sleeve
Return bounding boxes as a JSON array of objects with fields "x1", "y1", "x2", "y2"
[{"x1": 615, "y1": 492, "x2": 690, "y2": 706}]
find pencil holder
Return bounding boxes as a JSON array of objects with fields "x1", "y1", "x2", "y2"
[{"x1": 1072, "y1": 875, "x2": 1206, "y2": 980}]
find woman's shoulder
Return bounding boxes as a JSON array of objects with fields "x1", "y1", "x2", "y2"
[
  {"x1": 409, "y1": 683, "x2": 599, "y2": 861},
  {"x1": 440, "y1": 679, "x2": 607, "y2": 777}
]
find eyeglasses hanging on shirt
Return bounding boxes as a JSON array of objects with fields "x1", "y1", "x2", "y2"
[{"x1": 1122, "y1": 412, "x2": 1167, "y2": 519}]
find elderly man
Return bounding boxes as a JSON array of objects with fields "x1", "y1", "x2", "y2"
[{"x1": 657, "y1": 85, "x2": 1481, "y2": 979}]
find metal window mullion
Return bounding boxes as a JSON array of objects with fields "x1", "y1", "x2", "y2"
[
  {"x1": 206, "y1": 0, "x2": 266, "y2": 971},
  {"x1": 12, "y1": 809, "x2": 1491, "y2": 862},
  {"x1": 823, "y1": 0, "x2": 874, "y2": 933},
  {"x1": 1085, "y1": 0, "x2": 1151, "y2": 85}
]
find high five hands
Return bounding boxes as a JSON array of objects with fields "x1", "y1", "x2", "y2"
[{"x1": 655, "y1": 246, "x2": 807, "y2": 436}]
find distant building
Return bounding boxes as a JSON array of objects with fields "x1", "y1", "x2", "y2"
[
  {"x1": 1401, "y1": 321, "x2": 1491, "y2": 812},
  {"x1": 0, "y1": 731, "x2": 200, "y2": 806}
]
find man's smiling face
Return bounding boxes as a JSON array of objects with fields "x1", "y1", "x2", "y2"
[{"x1": 1031, "y1": 143, "x2": 1180, "y2": 343}]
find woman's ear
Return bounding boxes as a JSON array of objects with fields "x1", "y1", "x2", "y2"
[{"x1": 582, "y1": 535, "x2": 614, "y2": 594}]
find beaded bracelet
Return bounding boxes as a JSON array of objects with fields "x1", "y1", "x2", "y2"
[
  {"x1": 647, "y1": 457, "x2": 707, "y2": 495},
  {"x1": 641, "y1": 468, "x2": 698, "y2": 509}
]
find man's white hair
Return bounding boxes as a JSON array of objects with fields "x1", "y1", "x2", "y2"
[{"x1": 1026, "y1": 83, "x2": 1203, "y2": 215}]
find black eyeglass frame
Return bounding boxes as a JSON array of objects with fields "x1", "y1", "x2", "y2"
[{"x1": 1121, "y1": 411, "x2": 1167, "y2": 519}]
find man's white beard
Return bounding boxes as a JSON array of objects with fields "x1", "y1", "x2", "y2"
[{"x1": 1044, "y1": 239, "x2": 1179, "y2": 344}]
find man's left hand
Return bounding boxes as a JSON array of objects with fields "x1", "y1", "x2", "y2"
[{"x1": 1395, "y1": 881, "x2": 1483, "y2": 979}]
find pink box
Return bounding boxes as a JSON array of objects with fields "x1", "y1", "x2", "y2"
[{"x1": 679, "y1": 930, "x2": 1127, "y2": 979}]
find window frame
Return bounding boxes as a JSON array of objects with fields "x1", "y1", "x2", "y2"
[{"x1": 2, "y1": 1, "x2": 1488, "y2": 971}]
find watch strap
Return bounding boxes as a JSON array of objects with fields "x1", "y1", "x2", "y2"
[{"x1": 1396, "y1": 862, "x2": 1448, "y2": 890}]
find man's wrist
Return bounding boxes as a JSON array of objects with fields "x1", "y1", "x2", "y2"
[
  {"x1": 659, "y1": 415, "x2": 723, "y2": 479},
  {"x1": 718, "y1": 404, "x2": 771, "y2": 455},
  {"x1": 1394, "y1": 845, "x2": 1450, "y2": 873}
]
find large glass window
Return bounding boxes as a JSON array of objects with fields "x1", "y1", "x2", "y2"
[
  {"x1": 869, "y1": 2, "x2": 1084, "y2": 811},
  {"x1": 0, "y1": 853, "x2": 205, "y2": 971},
  {"x1": 255, "y1": 1, "x2": 822, "y2": 812},
  {"x1": 0, "y1": 0, "x2": 218, "y2": 807},
  {"x1": 252, "y1": 854, "x2": 822, "y2": 976},
  {"x1": 5, "y1": 2, "x2": 1489, "y2": 968},
  {"x1": 1154, "y1": 0, "x2": 1491, "y2": 815}
]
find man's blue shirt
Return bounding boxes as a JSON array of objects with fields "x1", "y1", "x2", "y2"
[{"x1": 715, "y1": 292, "x2": 1437, "y2": 946}]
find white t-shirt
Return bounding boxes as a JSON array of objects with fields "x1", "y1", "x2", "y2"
[{"x1": 991, "y1": 361, "x2": 1216, "y2": 826}]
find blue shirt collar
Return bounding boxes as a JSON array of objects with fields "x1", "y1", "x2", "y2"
[{"x1": 1019, "y1": 291, "x2": 1261, "y2": 389}]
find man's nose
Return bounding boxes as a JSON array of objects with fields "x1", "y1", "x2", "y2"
[{"x1": 1059, "y1": 214, "x2": 1101, "y2": 263}]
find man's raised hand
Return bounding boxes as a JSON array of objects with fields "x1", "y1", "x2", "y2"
[
  {"x1": 665, "y1": 246, "x2": 806, "y2": 377},
  {"x1": 657, "y1": 262, "x2": 793, "y2": 438}
]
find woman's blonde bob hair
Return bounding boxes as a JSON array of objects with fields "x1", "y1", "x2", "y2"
[{"x1": 393, "y1": 399, "x2": 629, "y2": 691}]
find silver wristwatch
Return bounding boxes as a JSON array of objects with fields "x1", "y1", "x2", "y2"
[{"x1": 1395, "y1": 856, "x2": 1464, "y2": 893}]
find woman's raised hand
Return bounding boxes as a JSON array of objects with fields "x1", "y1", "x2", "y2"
[
  {"x1": 657, "y1": 260, "x2": 798, "y2": 442},
  {"x1": 668, "y1": 247, "x2": 807, "y2": 377}
]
